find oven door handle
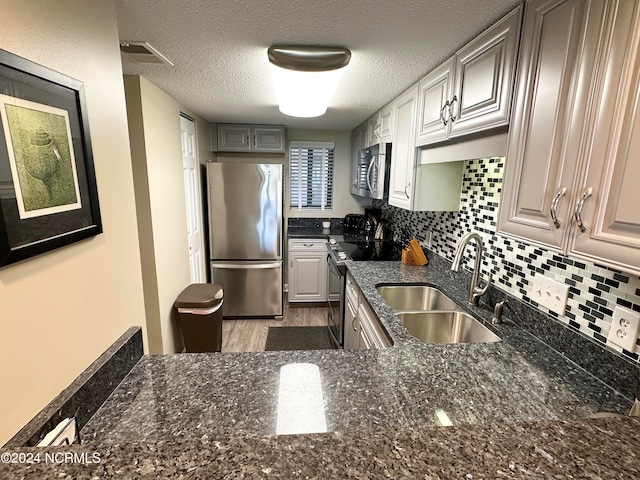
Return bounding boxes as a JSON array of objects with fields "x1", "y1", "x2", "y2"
[{"x1": 327, "y1": 254, "x2": 342, "y2": 278}]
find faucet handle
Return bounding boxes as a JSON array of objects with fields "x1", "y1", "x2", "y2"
[{"x1": 472, "y1": 273, "x2": 492, "y2": 297}]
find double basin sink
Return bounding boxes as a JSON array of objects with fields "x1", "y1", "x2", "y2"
[{"x1": 375, "y1": 284, "x2": 500, "y2": 344}]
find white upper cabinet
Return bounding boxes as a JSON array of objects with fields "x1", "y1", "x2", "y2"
[
  {"x1": 388, "y1": 83, "x2": 419, "y2": 209},
  {"x1": 416, "y1": 58, "x2": 455, "y2": 145},
  {"x1": 500, "y1": 0, "x2": 603, "y2": 251},
  {"x1": 378, "y1": 102, "x2": 394, "y2": 143},
  {"x1": 568, "y1": 0, "x2": 640, "y2": 274},
  {"x1": 416, "y1": 5, "x2": 522, "y2": 146},
  {"x1": 216, "y1": 124, "x2": 285, "y2": 153},
  {"x1": 499, "y1": 0, "x2": 640, "y2": 275}
]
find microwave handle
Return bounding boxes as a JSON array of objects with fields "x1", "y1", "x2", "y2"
[{"x1": 366, "y1": 157, "x2": 377, "y2": 194}]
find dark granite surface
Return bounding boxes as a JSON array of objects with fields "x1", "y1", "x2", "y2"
[
  {"x1": 3, "y1": 327, "x2": 143, "y2": 448},
  {"x1": 3, "y1": 417, "x2": 639, "y2": 478},
  {"x1": 4, "y1": 255, "x2": 640, "y2": 477},
  {"x1": 78, "y1": 254, "x2": 635, "y2": 446}
]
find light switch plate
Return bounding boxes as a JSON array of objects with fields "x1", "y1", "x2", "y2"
[
  {"x1": 530, "y1": 273, "x2": 569, "y2": 315},
  {"x1": 607, "y1": 306, "x2": 640, "y2": 352}
]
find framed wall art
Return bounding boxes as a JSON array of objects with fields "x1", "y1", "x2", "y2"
[{"x1": 0, "y1": 49, "x2": 102, "y2": 267}]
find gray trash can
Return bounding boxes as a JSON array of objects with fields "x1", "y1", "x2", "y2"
[{"x1": 175, "y1": 284, "x2": 224, "y2": 352}]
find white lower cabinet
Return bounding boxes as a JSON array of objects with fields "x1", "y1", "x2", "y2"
[
  {"x1": 343, "y1": 292, "x2": 360, "y2": 350},
  {"x1": 358, "y1": 301, "x2": 392, "y2": 349},
  {"x1": 288, "y1": 239, "x2": 327, "y2": 302},
  {"x1": 344, "y1": 272, "x2": 391, "y2": 350}
]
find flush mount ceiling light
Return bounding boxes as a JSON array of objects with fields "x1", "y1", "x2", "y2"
[{"x1": 268, "y1": 46, "x2": 351, "y2": 118}]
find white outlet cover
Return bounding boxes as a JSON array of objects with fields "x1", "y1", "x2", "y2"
[
  {"x1": 607, "y1": 306, "x2": 640, "y2": 353},
  {"x1": 530, "y1": 273, "x2": 570, "y2": 316}
]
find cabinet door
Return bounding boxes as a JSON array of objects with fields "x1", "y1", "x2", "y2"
[
  {"x1": 357, "y1": 301, "x2": 391, "y2": 349},
  {"x1": 343, "y1": 295, "x2": 360, "y2": 350},
  {"x1": 416, "y1": 58, "x2": 455, "y2": 146},
  {"x1": 449, "y1": 5, "x2": 522, "y2": 138},
  {"x1": 217, "y1": 124, "x2": 252, "y2": 152},
  {"x1": 368, "y1": 112, "x2": 381, "y2": 147},
  {"x1": 379, "y1": 102, "x2": 394, "y2": 143},
  {"x1": 570, "y1": 0, "x2": 640, "y2": 275},
  {"x1": 288, "y1": 253, "x2": 327, "y2": 302},
  {"x1": 252, "y1": 126, "x2": 285, "y2": 153},
  {"x1": 389, "y1": 83, "x2": 419, "y2": 209},
  {"x1": 498, "y1": 0, "x2": 607, "y2": 251},
  {"x1": 358, "y1": 120, "x2": 369, "y2": 151}
]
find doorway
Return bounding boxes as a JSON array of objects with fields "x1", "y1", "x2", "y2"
[{"x1": 180, "y1": 114, "x2": 206, "y2": 283}]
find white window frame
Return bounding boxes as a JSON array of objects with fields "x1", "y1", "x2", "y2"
[{"x1": 289, "y1": 141, "x2": 335, "y2": 211}]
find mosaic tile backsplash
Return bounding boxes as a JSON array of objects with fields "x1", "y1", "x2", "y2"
[{"x1": 374, "y1": 157, "x2": 640, "y2": 366}]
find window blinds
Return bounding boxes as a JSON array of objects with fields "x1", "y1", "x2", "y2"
[{"x1": 289, "y1": 141, "x2": 335, "y2": 210}]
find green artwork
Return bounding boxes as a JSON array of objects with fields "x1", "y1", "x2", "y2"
[{"x1": 3, "y1": 101, "x2": 80, "y2": 217}]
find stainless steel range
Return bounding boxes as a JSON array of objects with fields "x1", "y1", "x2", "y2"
[{"x1": 326, "y1": 234, "x2": 402, "y2": 348}]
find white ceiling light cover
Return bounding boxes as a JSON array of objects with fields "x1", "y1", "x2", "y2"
[{"x1": 268, "y1": 46, "x2": 351, "y2": 118}]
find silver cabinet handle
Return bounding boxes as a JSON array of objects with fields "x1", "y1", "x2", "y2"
[
  {"x1": 440, "y1": 100, "x2": 450, "y2": 126},
  {"x1": 574, "y1": 187, "x2": 593, "y2": 233},
  {"x1": 404, "y1": 182, "x2": 410, "y2": 199},
  {"x1": 449, "y1": 95, "x2": 458, "y2": 123},
  {"x1": 550, "y1": 187, "x2": 567, "y2": 228},
  {"x1": 303, "y1": 243, "x2": 314, "y2": 247}
]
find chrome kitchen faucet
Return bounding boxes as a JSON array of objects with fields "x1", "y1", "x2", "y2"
[{"x1": 451, "y1": 232, "x2": 492, "y2": 307}]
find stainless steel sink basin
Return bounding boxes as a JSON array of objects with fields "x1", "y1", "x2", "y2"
[
  {"x1": 376, "y1": 284, "x2": 458, "y2": 311},
  {"x1": 396, "y1": 311, "x2": 501, "y2": 344}
]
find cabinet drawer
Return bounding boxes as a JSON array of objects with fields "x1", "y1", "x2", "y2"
[{"x1": 288, "y1": 239, "x2": 327, "y2": 251}]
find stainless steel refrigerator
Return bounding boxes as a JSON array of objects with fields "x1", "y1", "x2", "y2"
[{"x1": 207, "y1": 162, "x2": 283, "y2": 317}]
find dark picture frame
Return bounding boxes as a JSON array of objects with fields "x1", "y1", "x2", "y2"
[{"x1": 0, "y1": 49, "x2": 101, "y2": 267}]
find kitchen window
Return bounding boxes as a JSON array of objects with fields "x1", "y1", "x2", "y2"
[{"x1": 289, "y1": 141, "x2": 334, "y2": 210}]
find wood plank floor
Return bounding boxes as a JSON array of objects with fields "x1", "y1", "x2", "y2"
[{"x1": 221, "y1": 302, "x2": 328, "y2": 353}]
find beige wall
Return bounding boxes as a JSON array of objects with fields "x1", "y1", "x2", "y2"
[
  {"x1": 0, "y1": 1, "x2": 146, "y2": 445},
  {"x1": 285, "y1": 129, "x2": 370, "y2": 219},
  {"x1": 124, "y1": 75, "x2": 212, "y2": 354}
]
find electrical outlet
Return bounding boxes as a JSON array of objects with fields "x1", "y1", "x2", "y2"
[
  {"x1": 607, "y1": 306, "x2": 640, "y2": 352},
  {"x1": 530, "y1": 273, "x2": 569, "y2": 315}
]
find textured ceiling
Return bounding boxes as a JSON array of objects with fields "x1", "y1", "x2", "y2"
[{"x1": 116, "y1": 0, "x2": 521, "y2": 131}]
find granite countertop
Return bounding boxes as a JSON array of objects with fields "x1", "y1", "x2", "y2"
[
  {"x1": 3, "y1": 417, "x2": 639, "y2": 478},
  {"x1": 5, "y1": 253, "x2": 639, "y2": 477},
  {"x1": 78, "y1": 254, "x2": 632, "y2": 442}
]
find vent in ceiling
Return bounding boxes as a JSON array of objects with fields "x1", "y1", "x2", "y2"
[{"x1": 119, "y1": 41, "x2": 174, "y2": 66}]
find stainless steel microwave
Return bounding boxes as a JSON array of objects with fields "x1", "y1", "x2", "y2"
[{"x1": 351, "y1": 143, "x2": 392, "y2": 200}]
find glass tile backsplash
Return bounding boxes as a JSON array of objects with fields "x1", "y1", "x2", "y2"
[{"x1": 374, "y1": 157, "x2": 640, "y2": 365}]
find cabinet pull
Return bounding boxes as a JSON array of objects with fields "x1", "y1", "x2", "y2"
[
  {"x1": 404, "y1": 182, "x2": 411, "y2": 199},
  {"x1": 440, "y1": 100, "x2": 450, "y2": 126},
  {"x1": 303, "y1": 243, "x2": 313, "y2": 247},
  {"x1": 253, "y1": 134, "x2": 257, "y2": 147},
  {"x1": 449, "y1": 95, "x2": 458, "y2": 123},
  {"x1": 574, "y1": 187, "x2": 593, "y2": 233},
  {"x1": 246, "y1": 134, "x2": 250, "y2": 146},
  {"x1": 352, "y1": 315, "x2": 357, "y2": 332},
  {"x1": 550, "y1": 187, "x2": 567, "y2": 228}
]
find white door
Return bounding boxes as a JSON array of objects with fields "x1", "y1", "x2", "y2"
[{"x1": 180, "y1": 115, "x2": 205, "y2": 283}]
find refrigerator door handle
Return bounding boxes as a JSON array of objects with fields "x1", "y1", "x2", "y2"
[
  {"x1": 211, "y1": 262, "x2": 282, "y2": 269},
  {"x1": 277, "y1": 179, "x2": 283, "y2": 258}
]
